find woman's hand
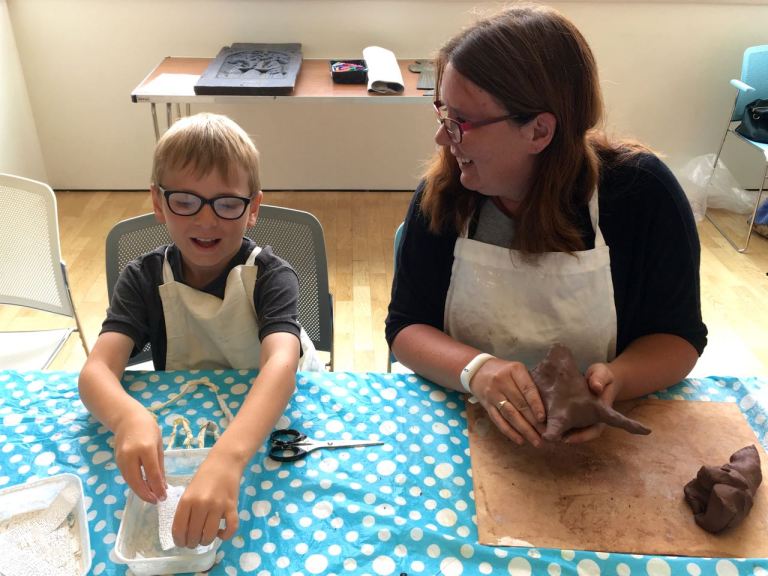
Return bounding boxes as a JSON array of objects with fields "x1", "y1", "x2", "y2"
[
  {"x1": 113, "y1": 408, "x2": 166, "y2": 504},
  {"x1": 564, "y1": 362, "x2": 622, "y2": 444},
  {"x1": 470, "y1": 358, "x2": 547, "y2": 447},
  {"x1": 172, "y1": 452, "x2": 241, "y2": 548}
]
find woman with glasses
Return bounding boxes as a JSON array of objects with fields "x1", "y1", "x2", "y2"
[{"x1": 385, "y1": 4, "x2": 706, "y2": 446}]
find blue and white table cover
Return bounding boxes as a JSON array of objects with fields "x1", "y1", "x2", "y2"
[{"x1": 0, "y1": 369, "x2": 767, "y2": 576}]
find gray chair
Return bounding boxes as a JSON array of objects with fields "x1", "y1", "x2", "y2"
[
  {"x1": 105, "y1": 206, "x2": 334, "y2": 369},
  {"x1": 0, "y1": 173, "x2": 89, "y2": 369},
  {"x1": 707, "y1": 45, "x2": 768, "y2": 252}
]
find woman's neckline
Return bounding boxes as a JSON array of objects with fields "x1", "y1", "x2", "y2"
[{"x1": 491, "y1": 196, "x2": 520, "y2": 218}]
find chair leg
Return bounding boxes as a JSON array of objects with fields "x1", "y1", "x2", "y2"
[
  {"x1": 42, "y1": 333, "x2": 72, "y2": 370},
  {"x1": 74, "y1": 310, "x2": 90, "y2": 356},
  {"x1": 705, "y1": 96, "x2": 744, "y2": 251},
  {"x1": 741, "y1": 162, "x2": 768, "y2": 253},
  {"x1": 66, "y1": 284, "x2": 89, "y2": 355},
  {"x1": 704, "y1": 134, "x2": 740, "y2": 249},
  {"x1": 703, "y1": 134, "x2": 768, "y2": 253},
  {"x1": 61, "y1": 263, "x2": 90, "y2": 355},
  {"x1": 708, "y1": 127, "x2": 729, "y2": 188}
]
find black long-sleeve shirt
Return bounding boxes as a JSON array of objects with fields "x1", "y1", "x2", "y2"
[{"x1": 386, "y1": 153, "x2": 708, "y2": 358}]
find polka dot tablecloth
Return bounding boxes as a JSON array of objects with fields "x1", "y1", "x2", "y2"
[{"x1": 1, "y1": 370, "x2": 767, "y2": 576}]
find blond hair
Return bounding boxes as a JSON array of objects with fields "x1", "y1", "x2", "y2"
[{"x1": 151, "y1": 113, "x2": 260, "y2": 196}]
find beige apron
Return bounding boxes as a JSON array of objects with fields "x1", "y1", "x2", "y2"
[
  {"x1": 160, "y1": 246, "x2": 321, "y2": 371},
  {"x1": 444, "y1": 191, "x2": 617, "y2": 373}
]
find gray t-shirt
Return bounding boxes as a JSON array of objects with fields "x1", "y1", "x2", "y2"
[
  {"x1": 101, "y1": 238, "x2": 301, "y2": 369},
  {"x1": 471, "y1": 198, "x2": 516, "y2": 247}
]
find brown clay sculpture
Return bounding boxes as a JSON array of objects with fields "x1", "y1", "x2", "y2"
[
  {"x1": 683, "y1": 444, "x2": 762, "y2": 533},
  {"x1": 529, "y1": 343, "x2": 651, "y2": 441}
]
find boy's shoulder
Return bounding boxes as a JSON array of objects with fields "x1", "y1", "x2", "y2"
[
  {"x1": 120, "y1": 244, "x2": 172, "y2": 285},
  {"x1": 252, "y1": 241, "x2": 297, "y2": 276}
]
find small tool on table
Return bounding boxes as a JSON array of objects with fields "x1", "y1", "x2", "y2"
[
  {"x1": 409, "y1": 60, "x2": 435, "y2": 92},
  {"x1": 268, "y1": 428, "x2": 383, "y2": 462}
]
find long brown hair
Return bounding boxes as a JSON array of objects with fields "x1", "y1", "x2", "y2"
[{"x1": 421, "y1": 4, "x2": 647, "y2": 254}]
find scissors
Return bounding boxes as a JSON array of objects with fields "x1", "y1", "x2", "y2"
[{"x1": 268, "y1": 428, "x2": 384, "y2": 462}]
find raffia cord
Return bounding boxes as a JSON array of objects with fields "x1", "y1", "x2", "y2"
[{"x1": 147, "y1": 377, "x2": 233, "y2": 450}]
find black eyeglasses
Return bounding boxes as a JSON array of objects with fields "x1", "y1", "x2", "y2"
[
  {"x1": 433, "y1": 100, "x2": 532, "y2": 144},
  {"x1": 158, "y1": 186, "x2": 252, "y2": 220}
]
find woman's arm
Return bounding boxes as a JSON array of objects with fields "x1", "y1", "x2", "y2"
[
  {"x1": 603, "y1": 333, "x2": 698, "y2": 401},
  {"x1": 393, "y1": 324, "x2": 546, "y2": 447}
]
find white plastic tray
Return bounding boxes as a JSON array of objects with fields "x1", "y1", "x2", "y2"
[
  {"x1": 0, "y1": 473, "x2": 91, "y2": 575},
  {"x1": 113, "y1": 448, "x2": 220, "y2": 576}
]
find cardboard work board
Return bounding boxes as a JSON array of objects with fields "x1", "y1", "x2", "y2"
[{"x1": 466, "y1": 399, "x2": 768, "y2": 557}]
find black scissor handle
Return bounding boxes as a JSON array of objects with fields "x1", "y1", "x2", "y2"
[
  {"x1": 268, "y1": 443, "x2": 307, "y2": 462},
  {"x1": 268, "y1": 428, "x2": 308, "y2": 462},
  {"x1": 269, "y1": 428, "x2": 306, "y2": 446}
]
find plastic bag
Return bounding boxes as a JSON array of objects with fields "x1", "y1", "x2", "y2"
[{"x1": 676, "y1": 153, "x2": 757, "y2": 221}]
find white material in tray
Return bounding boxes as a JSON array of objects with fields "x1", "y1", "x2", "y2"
[{"x1": 0, "y1": 473, "x2": 91, "y2": 576}]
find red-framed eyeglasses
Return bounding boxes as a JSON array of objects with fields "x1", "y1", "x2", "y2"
[{"x1": 433, "y1": 100, "x2": 532, "y2": 143}]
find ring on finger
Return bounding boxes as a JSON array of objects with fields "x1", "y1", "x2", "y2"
[{"x1": 496, "y1": 399, "x2": 508, "y2": 411}]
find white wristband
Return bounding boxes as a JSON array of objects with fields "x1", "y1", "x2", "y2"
[{"x1": 459, "y1": 353, "x2": 495, "y2": 393}]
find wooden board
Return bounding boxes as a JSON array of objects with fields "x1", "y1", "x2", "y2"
[{"x1": 467, "y1": 399, "x2": 768, "y2": 557}]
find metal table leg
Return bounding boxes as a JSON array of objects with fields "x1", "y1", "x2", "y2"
[{"x1": 151, "y1": 103, "x2": 159, "y2": 141}]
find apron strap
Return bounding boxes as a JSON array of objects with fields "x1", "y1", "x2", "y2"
[
  {"x1": 245, "y1": 245, "x2": 261, "y2": 265},
  {"x1": 587, "y1": 190, "x2": 607, "y2": 249},
  {"x1": 162, "y1": 246, "x2": 174, "y2": 283},
  {"x1": 161, "y1": 245, "x2": 262, "y2": 284}
]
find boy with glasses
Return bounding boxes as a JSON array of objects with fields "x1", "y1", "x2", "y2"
[{"x1": 79, "y1": 112, "x2": 318, "y2": 549}]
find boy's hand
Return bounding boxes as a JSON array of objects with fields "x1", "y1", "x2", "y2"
[
  {"x1": 113, "y1": 408, "x2": 166, "y2": 503},
  {"x1": 172, "y1": 453, "x2": 241, "y2": 548}
]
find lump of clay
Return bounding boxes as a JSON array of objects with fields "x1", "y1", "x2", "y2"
[
  {"x1": 683, "y1": 445, "x2": 762, "y2": 533},
  {"x1": 530, "y1": 343, "x2": 651, "y2": 441}
]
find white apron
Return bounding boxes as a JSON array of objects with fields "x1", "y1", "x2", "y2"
[
  {"x1": 444, "y1": 191, "x2": 617, "y2": 372},
  {"x1": 160, "y1": 246, "x2": 322, "y2": 371}
]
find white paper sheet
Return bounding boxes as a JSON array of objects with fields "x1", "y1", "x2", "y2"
[{"x1": 363, "y1": 46, "x2": 404, "y2": 94}]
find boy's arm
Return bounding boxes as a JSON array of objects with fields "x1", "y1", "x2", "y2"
[
  {"x1": 78, "y1": 332, "x2": 167, "y2": 503},
  {"x1": 172, "y1": 331, "x2": 299, "y2": 548}
]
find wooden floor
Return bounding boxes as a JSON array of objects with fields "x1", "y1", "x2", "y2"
[{"x1": 4, "y1": 191, "x2": 768, "y2": 377}]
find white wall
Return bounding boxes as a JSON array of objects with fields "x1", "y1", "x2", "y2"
[
  {"x1": 7, "y1": 1, "x2": 768, "y2": 190},
  {"x1": 0, "y1": 0, "x2": 46, "y2": 181}
]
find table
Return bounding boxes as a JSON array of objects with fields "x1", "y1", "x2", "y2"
[
  {"x1": 131, "y1": 58, "x2": 431, "y2": 139},
  {"x1": 1, "y1": 370, "x2": 767, "y2": 575}
]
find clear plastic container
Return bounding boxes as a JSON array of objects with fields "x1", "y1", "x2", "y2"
[
  {"x1": 113, "y1": 448, "x2": 220, "y2": 576},
  {"x1": 0, "y1": 473, "x2": 91, "y2": 575}
]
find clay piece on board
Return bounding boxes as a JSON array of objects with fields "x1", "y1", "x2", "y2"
[
  {"x1": 194, "y1": 43, "x2": 303, "y2": 95},
  {"x1": 530, "y1": 343, "x2": 651, "y2": 441},
  {"x1": 683, "y1": 444, "x2": 763, "y2": 533}
]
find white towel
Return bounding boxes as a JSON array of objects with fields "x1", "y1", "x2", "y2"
[{"x1": 363, "y1": 46, "x2": 404, "y2": 94}]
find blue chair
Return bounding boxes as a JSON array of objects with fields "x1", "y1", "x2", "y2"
[
  {"x1": 387, "y1": 222, "x2": 405, "y2": 372},
  {"x1": 707, "y1": 45, "x2": 768, "y2": 252}
]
